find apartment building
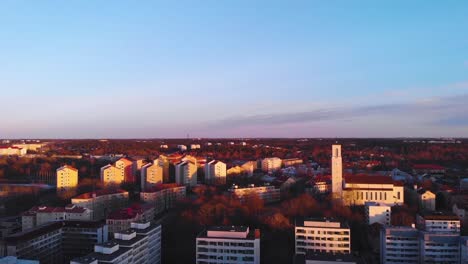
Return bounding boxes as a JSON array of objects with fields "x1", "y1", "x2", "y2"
[
  {"x1": 130, "y1": 222, "x2": 162, "y2": 264},
  {"x1": 196, "y1": 226, "x2": 260, "y2": 264},
  {"x1": 140, "y1": 184, "x2": 186, "y2": 214},
  {"x1": 0, "y1": 256, "x2": 39, "y2": 264},
  {"x1": 113, "y1": 229, "x2": 148, "y2": 264},
  {"x1": 115, "y1": 158, "x2": 135, "y2": 183},
  {"x1": 204, "y1": 160, "x2": 227, "y2": 185},
  {"x1": 74, "y1": 221, "x2": 161, "y2": 264},
  {"x1": 100, "y1": 165, "x2": 123, "y2": 186},
  {"x1": 380, "y1": 226, "x2": 420, "y2": 264},
  {"x1": 106, "y1": 204, "x2": 155, "y2": 233},
  {"x1": 3, "y1": 221, "x2": 108, "y2": 264},
  {"x1": 261, "y1": 157, "x2": 282, "y2": 173},
  {"x1": 86, "y1": 241, "x2": 133, "y2": 264},
  {"x1": 461, "y1": 236, "x2": 468, "y2": 264},
  {"x1": 56, "y1": 165, "x2": 79, "y2": 191},
  {"x1": 3, "y1": 222, "x2": 63, "y2": 264},
  {"x1": 419, "y1": 232, "x2": 460, "y2": 264},
  {"x1": 416, "y1": 212, "x2": 460, "y2": 233},
  {"x1": 175, "y1": 160, "x2": 197, "y2": 187},
  {"x1": 295, "y1": 218, "x2": 351, "y2": 255},
  {"x1": 293, "y1": 252, "x2": 358, "y2": 264},
  {"x1": 71, "y1": 190, "x2": 129, "y2": 220},
  {"x1": 156, "y1": 155, "x2": 170, "y2": 183},
  {"x1": 0, "y1": 147, "x2": 26, "y2": 156},
  {"x1": 22, "y1": 204, "x2": 92, "y2": 231},
  {"x1": 140, "y1": 162, "x2": 163, "y2": 191},
  {"x1": 365, "y1": 202, "x2": 391, "y2": 226},
  {"x1": 228, "y1": 184, "x2": 280, "y2": 204}
]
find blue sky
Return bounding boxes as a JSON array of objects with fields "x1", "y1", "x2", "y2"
[{"x1": 1, "y1": 1, "x2": 467, "y2": 138}]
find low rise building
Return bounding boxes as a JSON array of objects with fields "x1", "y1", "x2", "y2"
[
  {"x1": 416, "y1": 211, "x2": 460, "y2": 233},
  {"x1": 365, "y1": 202, "x2": 391, "y2": 226},
  {"x1": 0, "y1": 147, "x2": 26, "y2": 156},
  {"x1": 283, "y1": 158, "x2": 303, "y2": 167},
  {"x1": 71, "y1": 190, "x2": 128, "y2": 221},
  {"x1": 22, "y1": 205, "x2": 92, "y2": 231},
  {"x1": 228, "y1": 184, "x2": 280, "y2": 204},
  {"x1": 106, "y1": 204, "x2": 155, "y2": 233},
  {"x1": 295, "y1": 218, "x2": 351, "y2": 255},
  {"x1": 342, "y1": 175, "x2": 404, "y2": 206},
  {"x1": 196, "y1": 226, "x2": 260, "y2": 264},
  {"x1": 140, "y1": 184, "x2": 186, "y2": 214}
]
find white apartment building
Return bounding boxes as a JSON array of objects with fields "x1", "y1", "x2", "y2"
[
  {"x1": 130, "y1": 222, "x2": 162, "y2": 264},
  {"x1": 261, "y1": 157, "x2": 282, "y2": 173},
  {"x1": 71, "y1": 190, "x2": 129, "y2": 220},
  {"x1": 21, "y1": 205, "x2": 92, "y2": 231},
  {"x1": 140, "y1": 184, "x2": 186, "y2": 214},
  {"x1": 175, "y1": 160, "x2": 197, "y2": 187},
  {"x1": 56, "y1": 165, "x2": 79, "y2": 191},
  {"x1": 190, "y1": 144, "x2": 201, "y2": 149},
  {"x1": 178, "y1": 145, "x2": 187, "y2": 151},
  {"x1": 228, "y1": 184, "x2": 280, "y2": 204},
  {"x1": 365, "y1": 202, "x2": 391, "y2": 226},
  {"x1": 140, "y1": 161, "x2": 163, "y2": 190},
  {"x1": 419, "y1": 232, "x2": 460, "y2": 264},
  {"x1": 380, "y1": 226, "x2": 420, "y2": 264},
  {"x1": 295, "y1": 218, "x2": 351, "y2": 255},
  {"x1": 196, "y1": 226, "x2": 260, "y2": 264},
  {"x1": 416, "y1": 212, "x2": 460, "y2": 233},
  {"x1": 204, "y1": 160, "x2": 227, "y2": 185},
  {"x1": 113, "y1": 229, "x2": 148, "y2": 264},
  {"x1": 88, "y1": 241, "x2": 133, "y2": 264}
]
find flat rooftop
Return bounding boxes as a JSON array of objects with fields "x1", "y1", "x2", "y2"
[
  {"x1": 296, "y1": 217, "x2": 349, "y2": 229},
  {"x1": 198, "y1": 226, "x2": 258, "y2": 240}
]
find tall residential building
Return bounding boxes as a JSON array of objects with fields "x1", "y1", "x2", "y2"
[
  {"x1": 115, "y1": 158, "x2": 135, "y2": 183},
  {"x1": 100, "y1": 165, "x2": 123, "y2": 186},
  {"x1": 380, "y1": 226, "x2": 420, "y2": 264},
  {"x1": 157, "y1": 155, "x2": 170, "y2": 183},
  {"x1": 71, "y1": 190, "x2": 129, "y2": 220},
  {"x1": 419, "y1": 232, "x2": 460, "y2": 264},
  {"x1": 295, "y1": 218, "x2": 351, "y2": 255},
  {"x1": 100, "y1": 158, "x2": 135, "y2": 186},
  {"x1": 21, "y1": 204, "x2": 92, "y2": 231},
  {"x1": 140, "y1": 184, "x2": 186, "y2": 214},
  {"x1": 140, "y1": 161, "x2": 163, "y2": 191},
  {"x1": 331, "y1": 144, "x2": 343, "y2": 200},
  {"x1": 461, "y1": 236, "x2": 468, "y2": 264},
  {"x1": 204, "y1": 160, "x2": 227, "y2": 185},
  {"x1": 175, "y1": 160, "x2": 197, "y2": 187},
  {"x1": 196, "y1": 226, "x2": 260, "y2": 264},
  {"x1": 74, "y1": 221, "x2": 161, "y2": 264},
  {"x1": 261, "y1": 157, "x2": 282, "y2": 173},
  {"x1": 56, "y1": 165, "x2": 79, "y2": 191},
  {"x1": 365, "y1": 202, "x2": 391, "y2": 226},
  {"x1": 130, "y1": 222, "x2": 162, "y2": 264}
]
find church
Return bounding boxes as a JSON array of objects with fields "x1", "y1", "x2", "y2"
[{"x1": 331, "y1": 144, "x2": 404, "y2": 206}]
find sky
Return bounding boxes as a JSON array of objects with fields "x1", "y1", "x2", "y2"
[{"x1": 1, "y1": 0, "x2": 467, "y2": 138}]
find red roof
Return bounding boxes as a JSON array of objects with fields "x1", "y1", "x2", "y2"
[
  {"x1": 345, "y1": 175, "x2": 395, "y2": 185},
  {"x1": 107, "y1": 203, "x2": 153, "y2": 220}
]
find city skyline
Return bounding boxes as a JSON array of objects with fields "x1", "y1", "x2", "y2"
[{"x1": 1, "y1": 1, "x2": 468, "y2": 138}]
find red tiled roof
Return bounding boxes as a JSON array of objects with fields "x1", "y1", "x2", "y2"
[{"x1": 345, "y1": 175, "x2": 395, "y2": 185}]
